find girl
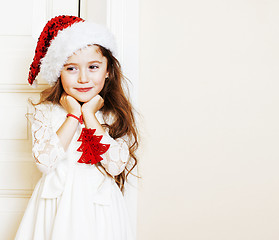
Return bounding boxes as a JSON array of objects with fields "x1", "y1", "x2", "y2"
[{"x1": 15, "y1": 15, "x2": 138, "y2": 240}]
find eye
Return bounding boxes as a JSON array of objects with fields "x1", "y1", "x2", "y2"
[
  {"x1": 89, "y1": 65, "x2": 99, "y2": 70},
  {"x1": 66, "y1": 66, "x2": 77, "y2": 71}
]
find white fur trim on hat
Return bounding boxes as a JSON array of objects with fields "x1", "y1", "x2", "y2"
[{"x1": 40, "y1": 21, "x2": 117, "y2": 86}]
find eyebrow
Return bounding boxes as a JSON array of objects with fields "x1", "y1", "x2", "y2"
[{"x1": 64, "y1": 60, "x2": 103, "y2": 67}]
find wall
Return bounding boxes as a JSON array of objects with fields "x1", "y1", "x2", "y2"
[{"x1": 138, "y1": 1, "x2": 279, "y2": 239}]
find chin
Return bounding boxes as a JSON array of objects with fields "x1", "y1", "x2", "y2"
[
  {"x1": 74, "y1": 93, "x2": 97, "y2": 103},
  {"x1": 76, "y1": 97, "x2": 91, "y2": 103}
]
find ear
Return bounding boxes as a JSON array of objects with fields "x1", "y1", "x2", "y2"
[{"x1": 105, "y1": 72, "x2": 109, "y2": 79}]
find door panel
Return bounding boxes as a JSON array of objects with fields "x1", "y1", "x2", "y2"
[{"x1": 0, "y1": 0, "x2": 33, "y2": 35}]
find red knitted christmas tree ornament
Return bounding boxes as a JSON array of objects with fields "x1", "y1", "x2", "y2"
[{"x1": 77, "y1": 128, "x2": 110, "y2": 165}]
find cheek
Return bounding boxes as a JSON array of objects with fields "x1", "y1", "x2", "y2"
[
  {"x1": 61, "y1": 75, "x2": 74, "y2": 93},
  {"x1": 92, "y1": 80, "x2": 105, "y2": 95},
  {"x1": 92, "y1": 74, "x2": 106, "y2": 88}
]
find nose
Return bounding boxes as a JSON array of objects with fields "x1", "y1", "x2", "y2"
[{"x1": 77, "y1": 69, "x2": 89, "y2": 84}]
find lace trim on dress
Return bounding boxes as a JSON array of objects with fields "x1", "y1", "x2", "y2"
[
  {"x1": 99, "y1": 133, "x2": 130, "y2": 176},
  {"x1": 31, "y1": 105, "x2": 65, "y2": 174}
]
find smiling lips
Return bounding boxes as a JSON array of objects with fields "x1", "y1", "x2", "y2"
[{"x1": 75, "y1": 87, "x2": 93, "y2": 92}]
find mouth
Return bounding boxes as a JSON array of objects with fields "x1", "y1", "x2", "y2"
[{"x1": 74, "y1": 87, "x2": 93, "y2": 92}]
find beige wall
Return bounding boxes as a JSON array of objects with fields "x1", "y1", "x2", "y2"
[{"x1": 138, "y1": 1, "x2": 279, "y2": 239}]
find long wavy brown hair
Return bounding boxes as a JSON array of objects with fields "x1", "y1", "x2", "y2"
[{"x1": 35, "y1": 44, "x2": 139, "y2": 193}]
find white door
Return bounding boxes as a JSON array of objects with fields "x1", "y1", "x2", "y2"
[{"x1": 0, "y1": 0, "x2": 138, "y2": 238}]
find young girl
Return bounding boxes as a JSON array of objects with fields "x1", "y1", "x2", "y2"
[{"x1": 15, "y1": 15, "x2": 138, "y2": 240}]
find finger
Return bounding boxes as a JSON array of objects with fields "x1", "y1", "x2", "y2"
[
  {"x1": 99, "y1": 98, "x2": 104, "y2": 109},
  {"x1": 97, "y1": 94, "x2": 104, "y2": 101},
  {"x1": 60, "y1": 92, "x2": 66, "y2": 100},
  {"x1": 60, "y1": 93, "x2": 69, "y2": 106}
]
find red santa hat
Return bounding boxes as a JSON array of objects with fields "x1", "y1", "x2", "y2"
[{"x1": 28, "y1": 15, "x2": 117, "y2": 86}]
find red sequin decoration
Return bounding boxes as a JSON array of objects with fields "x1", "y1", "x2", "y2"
[
  {"x1": 77, "y1": 128, "x2": 110, "y2": 165},
  {"x1": 28, "y1": 15, "x2": 84, "y2": 85}
]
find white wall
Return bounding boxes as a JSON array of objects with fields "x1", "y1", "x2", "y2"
[{"x1": 138, "y1": 1, "x2": 279, "y2": 239}]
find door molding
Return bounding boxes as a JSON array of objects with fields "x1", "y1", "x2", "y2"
[{"x1": 107, "y1": 0, "x2": 139, "y2": 106}]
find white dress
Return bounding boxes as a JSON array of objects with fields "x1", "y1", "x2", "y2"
[{"x1": 15, "y1": 102, "x2": 135, "y2": 240}]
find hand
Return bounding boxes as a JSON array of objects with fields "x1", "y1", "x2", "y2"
[
  {"x1": 81, "y1": 94, "x2": 104, "y2": 115},
  {"x1": 60, "y1": 92, "x2": 81, "y2": 116}
]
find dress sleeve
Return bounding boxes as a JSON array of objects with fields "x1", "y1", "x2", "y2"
[
  {"x1": 31, "y1": 104, "x2": 66, "y2": 174},
  {"x1": 99, "y1": 132, "x2": 130, "y2": 176}
]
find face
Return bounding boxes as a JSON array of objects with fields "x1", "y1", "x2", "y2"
[{"x1": 60, "y1": 45, "x2": 109, "y2": 102}]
